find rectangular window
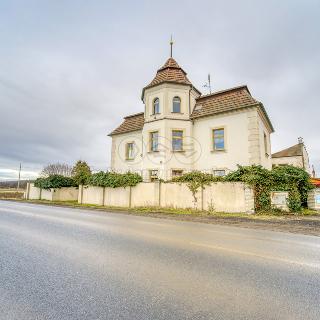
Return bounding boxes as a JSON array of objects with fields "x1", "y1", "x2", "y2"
[
  {"x1": 213, "y1": 170, "x2": 226, "y2": 177},
  {"x1": 213, "y1": 128, "x2": 225, "y2": 151},
  {"x1": 149, "y1": 170, "x2": 159, "y2": 181},
  {"x1": 150, "y1": 131, "x2": 159, "y2": 152},
  {"x1": 172, "y1": 169, "x2": 183, "y2": 178},
  {"x1": 126, "y1": 142, "x2": 135, "y2": 160},
  {"x1": 264, "y1": 133, "x2": 268, "y2": 156},
  {"x1": 172, "y1": 130, "x2": 183, "y2": 151}
]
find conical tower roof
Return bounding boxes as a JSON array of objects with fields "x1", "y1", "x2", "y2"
[{"x1": 142, "y1": 57, "x2": 194, "y2": 99}]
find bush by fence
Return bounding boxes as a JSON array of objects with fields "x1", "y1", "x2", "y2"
[
  {"x1": 87, "y1": 171, "x2": 142, "y2": 188},
  {"x1": 34, "y1": 175, "x2": 76, "y2": 190},
  {"x1": 31, "y1": 165, "x2": 312, "y2": 213},
  {"x1": 174, "y1": 165, "x2": 313, "y2": 212}
]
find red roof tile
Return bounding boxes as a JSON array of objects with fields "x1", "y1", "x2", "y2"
[
  {"x1": 142, "y1": 58, "x2": 193, "y2": 96},
  {"x1": 108, "y1": 112, "x2": 144, "y2": 136},
  {"x1": 190, "y1": 85, "x2": 274, "y2": 132}
]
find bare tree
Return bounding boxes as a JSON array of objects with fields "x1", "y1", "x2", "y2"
[{"x1": 41, "y1": 163, "x2": 73, "y2": 177}]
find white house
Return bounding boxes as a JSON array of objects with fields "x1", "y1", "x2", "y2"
[
  {"x1": 109, "y1": 55, "x2": 274, "y2": 181},
  {"x1": 272, "y1": 139, "x2": 311, "y2": 173}
]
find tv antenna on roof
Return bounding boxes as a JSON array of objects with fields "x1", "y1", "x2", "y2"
[{"x1": 203, "y1": 74, "x2": 212, "y2": 94}]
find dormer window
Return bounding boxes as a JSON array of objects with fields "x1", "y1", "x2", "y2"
[
  {"x1": 172, "y1": 96, "x2": 181, "y2": 113},
  {"x1": 153, "y1": 98, "x2": 160, "y2": 114}
]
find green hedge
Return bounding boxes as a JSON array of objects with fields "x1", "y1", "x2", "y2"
[
  {"x1": 86, "y1": 171, "x2": 142, "y2": 188},
  {"x1": 34, "y1": 175, "x2": 76, "y2": 189}
]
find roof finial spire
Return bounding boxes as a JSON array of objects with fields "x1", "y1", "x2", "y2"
[{"x1": 170, "y1": 35, "x2": 174, "y2": 58}]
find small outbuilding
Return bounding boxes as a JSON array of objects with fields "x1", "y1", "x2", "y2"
[{"x1": 272, "y1": 138, "x2": 310, "y2": 174}]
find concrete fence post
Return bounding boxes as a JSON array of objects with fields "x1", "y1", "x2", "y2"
[
  {"x1": 244, "y1": 185, "x2": 255, "y2": 214},
  {"x1": 25, "y1": 183, "x2": 30, "y2": 200},
  {"x1": 158, "y1": 181, "x2": 161, "y2": 207},
  {"x1": 78, "y1": 185, "x2": 83, "y2": 204},
  {"x1": 102, "y1": 187, "x2": 105, "y2": 206},
  {"x1": 201, "y1": 187, "x2": 204, "y2": 211},
  {"x1": 129, "y1": 186, "x2": 132, "y2": 208}
]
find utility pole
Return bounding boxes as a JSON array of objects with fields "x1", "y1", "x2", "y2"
[{"x1": 17, "y1": 163, "x2": 21, "y2": 190}]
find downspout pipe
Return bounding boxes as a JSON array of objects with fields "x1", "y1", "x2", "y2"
[{"x1": 188, "y1": 86, "x2": 192, "y2": 115}]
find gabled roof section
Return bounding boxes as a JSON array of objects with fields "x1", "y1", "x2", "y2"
[
  {"x1": 108, "y1": 112, "x2": 144, "y2": 136},
  {"x1": 191, "y1": 85, "x2": 274, "y2": 132},
  {"x1": 272, "y1": 143, "x2": 303, "y2": 158},
  {"x1": 142, "y1": 57, "x2": 198, "y2": 99}
]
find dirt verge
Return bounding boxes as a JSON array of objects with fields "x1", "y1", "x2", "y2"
[{"x1": 2, "y1": 199, "x2": 320, "y2": 237}]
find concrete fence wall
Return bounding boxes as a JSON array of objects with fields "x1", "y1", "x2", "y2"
[
  {"x1": 25, "y1": 183, "x2": 78, "y2": 202},
  {"x1": 308, "y1": 189, "x2": 320, "y2": 211},
  {"x1": 271, "y1": 191, "x2": 289, "y2": 211},
  {"x1": 78, "y1": 182, "x2": 255, "y2": 214}
]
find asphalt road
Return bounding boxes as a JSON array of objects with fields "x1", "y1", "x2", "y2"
[{"x1": 0, "y1": 201, "x2": 320, "y2": 320}]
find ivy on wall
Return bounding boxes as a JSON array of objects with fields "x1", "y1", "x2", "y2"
[
  {"x1": 34, "y1": 165, "x2": 313, "y2": 213},
  {"x1": 172, "y1": 171, "x2": 223, "y2": 203},
  {"x1": 173, "y1": 165, "x2": 313, "y2": 212}
]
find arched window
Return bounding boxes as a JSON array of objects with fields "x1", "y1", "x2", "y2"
[
  {"x1": 153, "y1": 98, "x2": 160, "y2": 114},
  {"x1": 172, "y1": 96, "x2": 181, "y2": 113}
]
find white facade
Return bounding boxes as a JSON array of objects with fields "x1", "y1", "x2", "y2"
[{"x1": 109, "y1": 57, "x2": 274, "y2": 181}]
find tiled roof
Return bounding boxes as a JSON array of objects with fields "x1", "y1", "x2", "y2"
[
  {"x1": 144, "y1": 58, "x2": 192, "y2": 90},
  {"x1": 109, "y1": 85, "x2": 274, "y2": 136},
  {"x1": 108, "y1": 112, "x2": 144, "y2": 136},
  {"x1": 190, "y1": 85, "x2": 274, "y2": 131},
  {"x1": 272, "y1": 143, "x2": 303, "y2": 158},
  {"x1": 191, "y1": 86, "x2": 258, "y2": 118},
  {"x1": 159, "y1": 57, "x2": 181, "y2": 69}
]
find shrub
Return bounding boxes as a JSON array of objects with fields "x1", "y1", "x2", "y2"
[
  {"x1": 225, "y1": 165, "x2": 273, "y2": 211},
  {"x1": 287, "y1": 184, "x2": 302, "y2": 212},
  {"x1": 34, "y1": 175, "x2": 76, "y2": 189},
  {"x1": 71, "y1": 160, "x2": 91, "y2": 185},
  {"x1": 174, "y1": 165, "x2": 313, "y2": 213},
  {"x1": 270, "y1": 165, "x2": 313, "y2": 207},
  {"x1": 86, "y1": 171, "x2": 142, "y2": 188}
]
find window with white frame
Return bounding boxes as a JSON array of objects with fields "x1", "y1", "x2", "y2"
[
  {"x1": 213, "y1": 169, "x2": 226, "y2": 177},
  {"x1": 172, "y1": 130, "x2": 183, "y2": 151},
  {"x1": 149, "y1": 170, "x2": 159, "y2": 181},
  {"x1": 213, "y1": 128, "x2": 225, "y2": 151},
  {"x1": 153, "y1": 98, "x2": 160, "y2": 114},
  {"x1": 172, "y1": 96, "x2": 181, "y2": 113},
  {"x1": 172, "y1": 169, "x2": 183, "y2": 178},
  {"x1": 150, "y1": 131, "x2": 159, "y2": 152},
  {"x1": 126, "y1": 142, "x2": 135, "y2": 160}
]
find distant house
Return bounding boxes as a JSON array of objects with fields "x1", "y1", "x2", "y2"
[
  {"x1": 108, "y1": 51, "x2": 274, "y2": 181},
  {"x1": 272, "y1": 139, "x2": 310, "y2": 173}
]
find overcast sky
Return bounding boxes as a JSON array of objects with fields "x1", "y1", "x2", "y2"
[{"x1": 0, "y1": 0, "x2": 319, "y2": 180}]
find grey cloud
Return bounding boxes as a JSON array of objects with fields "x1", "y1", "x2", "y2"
[{"x1": 0, "y1": 0, "x2": 319, "y2": 180}]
